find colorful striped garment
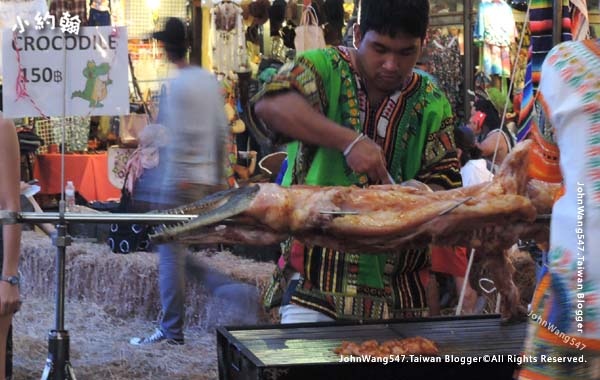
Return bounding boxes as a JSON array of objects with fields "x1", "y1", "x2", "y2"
[{"x1": 517, "y1": 0, "x2": 572, "y2": 140}]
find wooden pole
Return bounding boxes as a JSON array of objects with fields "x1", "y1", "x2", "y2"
[{"x1": 552, "y1": 0, "x2": 563, "y2": 46}]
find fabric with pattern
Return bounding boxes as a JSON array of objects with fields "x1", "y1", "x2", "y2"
[
  {"x1": 519, "y1": 38, "x2": 600, "y2": 380},
  {"x1": 517, "y1": 0, "x2": 572, "y2": 140},
  {"x1": 475, "y1": 0, "x2": 516, "y2": 78},
  {"x1": 210, "y1": 1, "x2": 248, "y2": 78},
  {"x1": 428, "y1": 31, "x2": 464, "y2": 120},
  {"x1": 255, "y1": 46, "x2": 461, "y2": 320},
  {"x1": 49, "y1": 0, "x2": 88, "y2": 26},
  {"x1": 528, "y1": 0, "x2": 572, "y2": 87}
]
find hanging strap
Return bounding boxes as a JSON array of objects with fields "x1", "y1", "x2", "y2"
[
  {"x1": 128, "y1": 53, "x2": 154, "y2": 121},
  {"x1": 300, "y1": 5, "x2": 319, "y2": 26}
]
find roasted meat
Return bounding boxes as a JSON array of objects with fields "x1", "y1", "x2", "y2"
[
  {"x1": 150, "y1": 140, "x2": 543, "y2": 252},
  {"x1": 334, "y1": 337, "x2": 439, "y2": 357}
]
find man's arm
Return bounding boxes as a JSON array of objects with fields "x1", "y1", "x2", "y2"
[{"x1": 255, "y1": 91, "x2": 392, "y2": 184}]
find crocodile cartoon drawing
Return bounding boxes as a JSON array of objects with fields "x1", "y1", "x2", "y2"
[{"x1": 71, "y1": 60, "x2": 113, "y2": 108}]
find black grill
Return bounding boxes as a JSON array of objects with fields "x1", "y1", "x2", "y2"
[{"x1": 217, "y1": 314, "x2": 527, "y2": 380}]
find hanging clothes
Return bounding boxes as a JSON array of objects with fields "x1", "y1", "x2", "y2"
[
  {"x1": 109, "y1": 0, "x2": 125, "y2": 26},
  {"x1": 323, "y1": 0, "x2": 345, "y2": 46},
  {"x1": 428, "y1": 30, "x2": 464, "y2": 120},
  {"x1": 269, "y1": 0, "x2": 286, "y2": 37},
  {"x1": 528, "y1": 0, "x2": 572, "y2": 87},
  {"x1": 49, "y1": 0, "x2": 88, "y2": 26},
  {"x1": 517, "y1": 0, "x2": 572, "y2": 140},
  {"x1": 88, "y1": 0, "x2": 111, "y2": 26},
  {"x1": 210, "y1": 0, "x2": 248, "y2": 78},
  {"x1": 570, "y1": 0, "x2": 590, "y2": 41},
  {"x1": 475, "y1": 0, "x2": 516, "y2": 78}
]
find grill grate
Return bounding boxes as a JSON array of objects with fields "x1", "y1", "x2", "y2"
[{"x1": 225, "y1": 315, "x2": 527, "y2": 366}]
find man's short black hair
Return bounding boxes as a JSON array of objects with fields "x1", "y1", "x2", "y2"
[
  {"x1": 358, "y1": 0, "x2": 429, "y2": 40},
  {"x1": 166, "y1": 46, "x2": 187, "y2": 61},
  {"x1": 153, "y1": 17, "x2": 188, "y2": 61}
]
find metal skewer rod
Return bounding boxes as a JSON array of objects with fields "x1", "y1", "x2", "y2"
[{"x1": 0, "y1": 211, "x2": 201, "y2": 225}]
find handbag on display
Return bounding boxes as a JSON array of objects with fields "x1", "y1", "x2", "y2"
[
  {"x1": 118, "y1": 111, "x2": 149, "y2": 147},
  {"x1": 294, "y1": 5, "x2": 326, "y2": 52}
]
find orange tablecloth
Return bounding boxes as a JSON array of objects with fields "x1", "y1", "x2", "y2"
[{"x1": 33, "y1": 153, "x2": 121, "y2": 202}]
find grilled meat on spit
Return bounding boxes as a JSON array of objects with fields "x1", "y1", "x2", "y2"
[
  {"x1": 149, "y1": 140, "x2": 558, "y2": 321},
  {"x1": 150, "y1": 140, "x2": 551, "y2": 252}
]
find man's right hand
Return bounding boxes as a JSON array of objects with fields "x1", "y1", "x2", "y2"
[{"x1": 344, "y1": 136, "x2": 393, "y2": 184}]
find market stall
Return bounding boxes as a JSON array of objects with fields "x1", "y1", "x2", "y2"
[{"x1": 1, "y1": 1, "x2": 598, "y2": 379}]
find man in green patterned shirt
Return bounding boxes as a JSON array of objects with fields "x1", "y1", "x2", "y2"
[{"x1": 253, "y1": 0, "x2": 461, "y2": 322}]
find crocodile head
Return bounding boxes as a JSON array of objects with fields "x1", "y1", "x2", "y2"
[{"x1": 149, "y1": 185, "x2": 261, "y2": 244}]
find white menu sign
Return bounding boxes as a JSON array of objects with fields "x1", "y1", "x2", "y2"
[{"x1": 2, "y1": 26, "x2": 129, "y2": 117}]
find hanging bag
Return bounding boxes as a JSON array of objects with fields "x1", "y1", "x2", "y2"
[
  {"x1": 107, "y1": 170, "x2": 152, "y2": 254},
  {"x1": 294, "y1": 5, "x2": 325, "y2": 52}
]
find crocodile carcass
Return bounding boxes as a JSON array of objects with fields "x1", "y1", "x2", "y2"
[{"x1": 149, "y1": 140, "x2": 554, "y2": 253}]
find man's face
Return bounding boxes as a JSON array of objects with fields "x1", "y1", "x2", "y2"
[{"x1": 354, "y1": 26, "x2": 422, "y2": 94}]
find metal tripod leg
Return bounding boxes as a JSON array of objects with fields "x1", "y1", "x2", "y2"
[
  {"x1": 40, "y1": 221, "x2": 76, "y2": 380},
  {"x1": 41, "y1": 331, "x2": 76, "y2": 380}
]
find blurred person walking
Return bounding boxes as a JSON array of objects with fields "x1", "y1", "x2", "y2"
[{"x1": 130, "y1": 17, "x2": 229, "y2": 346}]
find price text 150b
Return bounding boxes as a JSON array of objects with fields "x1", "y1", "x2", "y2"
[{"x1": 21, "y1": 67, "x2": 63, "y2": 83}]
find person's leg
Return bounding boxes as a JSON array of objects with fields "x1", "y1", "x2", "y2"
[{"x1": 158, "y1": 242, "x2": 186, "y2": 341}]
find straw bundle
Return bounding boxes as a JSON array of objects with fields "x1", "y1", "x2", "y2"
[{"x1": 19, "y1": 231, "x2": 276, "y2": 328}]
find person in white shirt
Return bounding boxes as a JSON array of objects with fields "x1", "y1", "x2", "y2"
[
  {"x1": 455, "y1": 124, "x2": 494, "y2": 186},
  {"x1": 129, "y1": 17, "x2": 229, "y2": 346}
]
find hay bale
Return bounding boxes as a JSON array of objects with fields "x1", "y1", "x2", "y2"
[
  {"x1": 13, "y1": 295, "x2": 219, "y2": 379},
  {"x1": 19, "y1": 231, "x2": 276, "y2": 329}
]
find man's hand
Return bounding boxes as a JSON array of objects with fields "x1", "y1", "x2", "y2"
[
  {"x1": 345, "y1": 136, "x2": 393, "y2": 184},
  {"x1": 0, "y1": 282, "x2": 21, "y2": 316}
]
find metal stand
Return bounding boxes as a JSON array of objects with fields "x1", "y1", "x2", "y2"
[
  {"x1": 0, "y1": 208, "x2": 198, "y2": 380},
  {"x1": 41, "y1": 214, "x2": 76, "y2": 380}
]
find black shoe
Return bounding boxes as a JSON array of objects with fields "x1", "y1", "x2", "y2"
[{"x1": 129, "y1": 329, "x2": 184, "y2": 346}]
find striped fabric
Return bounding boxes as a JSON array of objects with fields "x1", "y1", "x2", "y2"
[
  {"x1": 519, "y1": 272, "x2": 600, "y2": 380},
  {"x1": 517, "y1": 45, "x2": 534, "y2": 140},
  {"x1": 517, "y1": 0, "x2": 572, "y2": 140},
  {"x1": 528, "y1": 0, "x2": 572, "y2": 87}
]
